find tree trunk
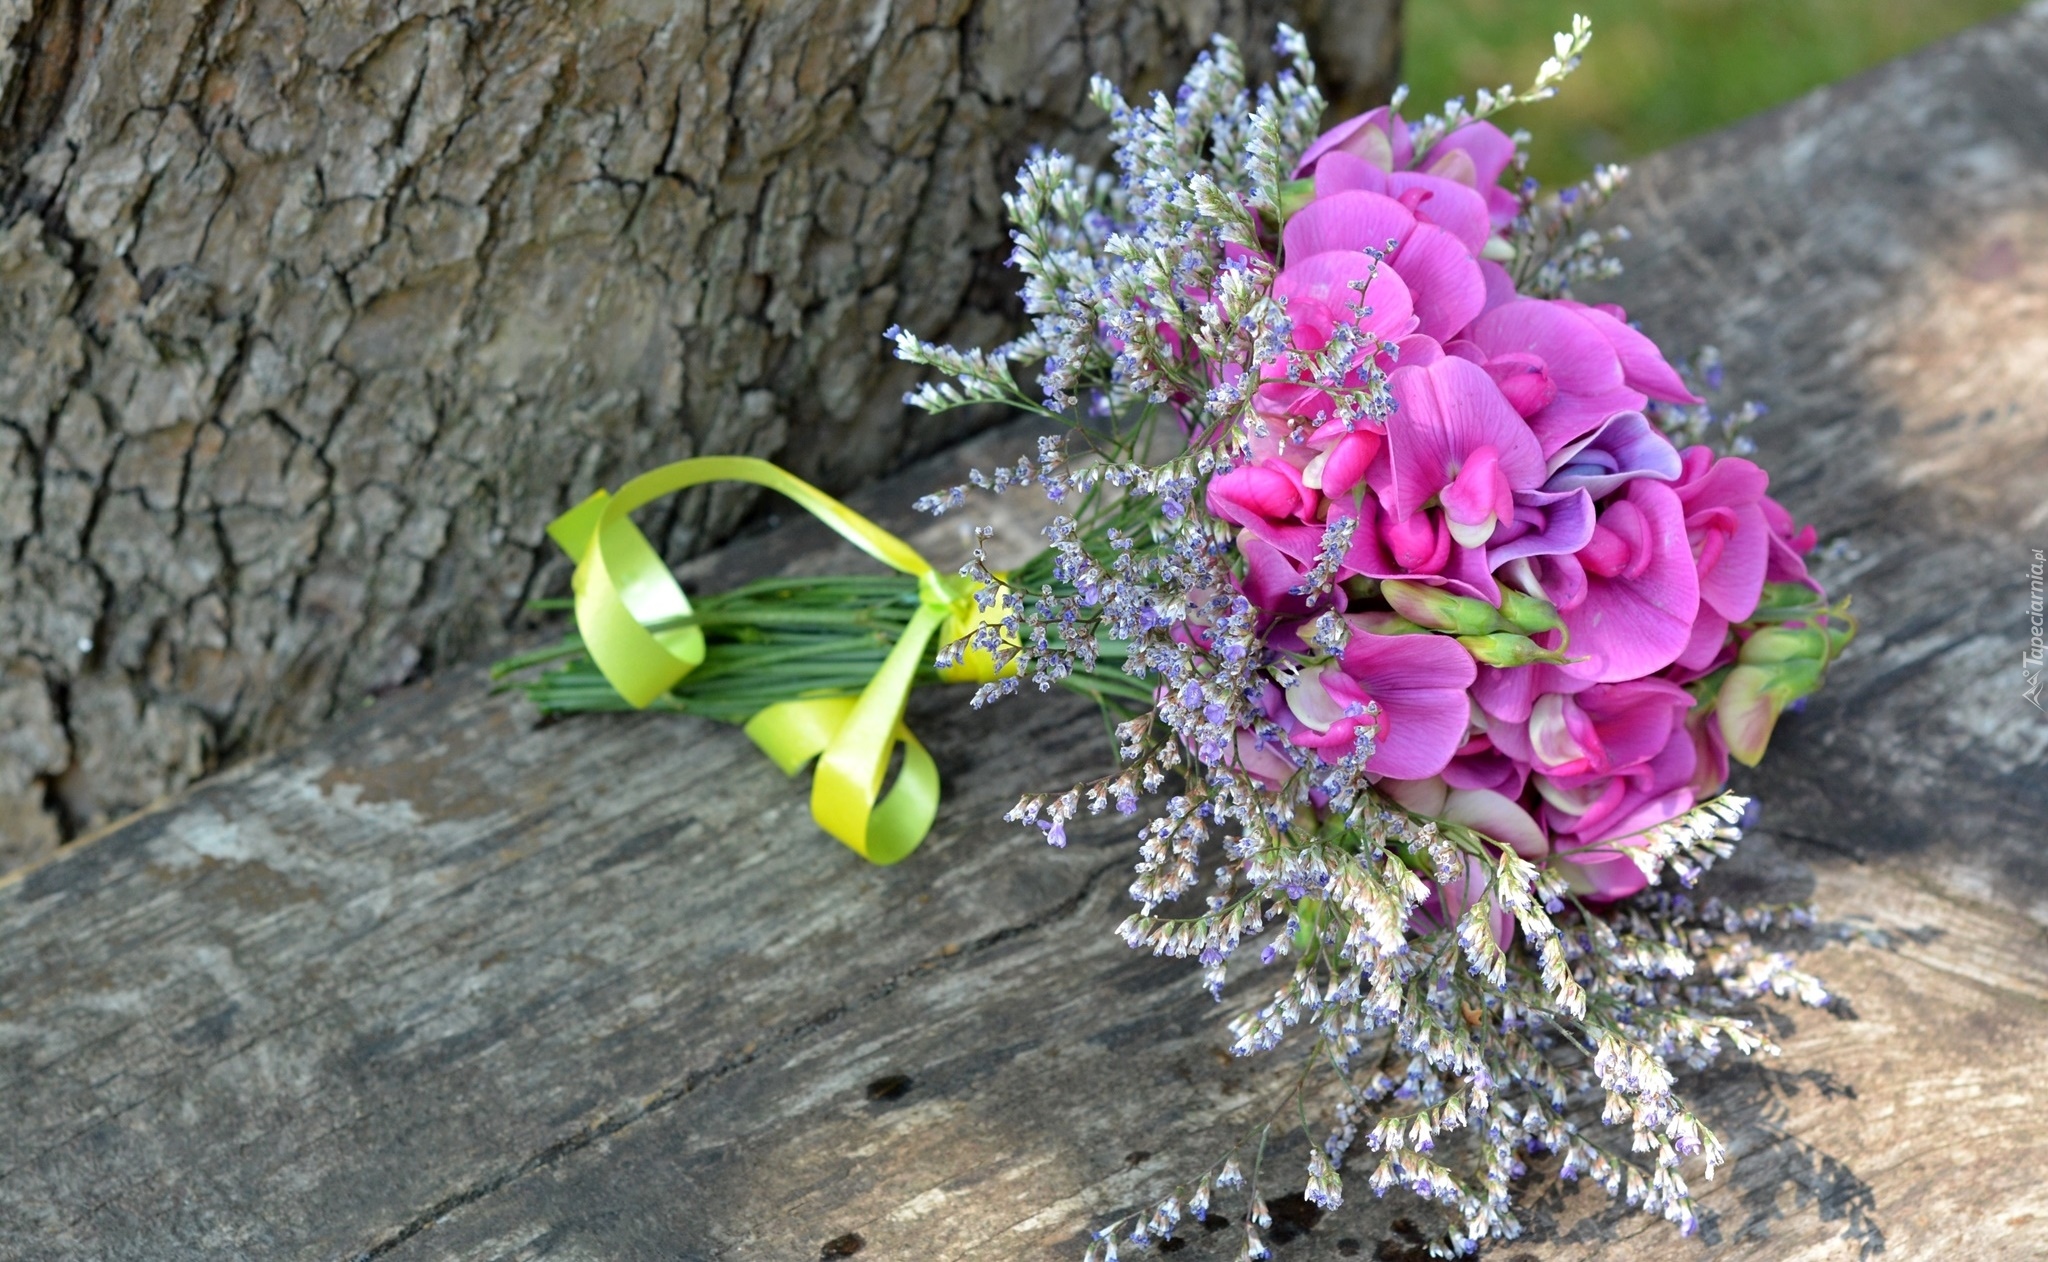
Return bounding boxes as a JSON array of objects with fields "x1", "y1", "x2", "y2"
[{"x1": 0, "y1": 0, "x2": 1397, "y2": 866}]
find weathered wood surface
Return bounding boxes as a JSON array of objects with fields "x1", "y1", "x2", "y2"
[
  {"x1": 6, "y1": 9, "x2": 2048, "y2": 1260},
  {"x1": 0, "y1": 0, "x2": 1397, "y2": 867}
]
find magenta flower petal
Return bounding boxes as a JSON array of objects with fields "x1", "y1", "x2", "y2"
[
  {"x1": 1484, "y1": 185, "x2": 1518, "y2": 228},
  {"x1": 1238, "y1": 530, "x2": 1307, "y2": 606},
  {"x1": 1558, "y1": 480, "x2": 1700, "y2": 682},
  {"x1": 1524, "y1": 550, "x2": 1589, "y2": 613},
  {"x1": 1442, "y1": 738, "x2": 1530, "y2": 798},
  {"x1": 1297, "y1": 107, "x2": 1412, "y2": 176},
  {"x1": 1553, "y1": 844, "x2": 1651, "y2": 901},
  {"x1": 1235, "y1": 727, "x2": 1303, "y2": 792},
  {"x1": 1392, "y1": 333, "x2": 1446, "y2": 367},
  {"x1": 1487, "y1": 487, "x2": 1595, "y2": 567},
  {"x1": 1444, "y1": 787, "x2": 1549, "y2": 858},
  {"x1": 1313, "y1": 431, "x2": 1382, "y2": 499},
  {"x1": 1481, "y1": 352, "x2": 1557, "y2": 417},
  {"x1": 1312, "y1": 150, "x2": 1389, "y2": 198},
  {"x1": 1208, "y1": 460, "x2": 1315, "y2": 528},
  {"x1": 1464, "y1": 301, "x2": 1616, "y2": 387},
  {"x1": 1389, "y1": 222, "x2": 1488, "y2": 341},
  {"x1": 1386, "y1": 172, "x2": 1492, "y2": 255},
  {"x1": 1424, "y1": 120, "x2": 1517, "y2": 188},
  {"x1": 1594, "y1": 784, "x2": 1696, "y2": 846},
  {"x1": 1563, "y1": 302, "x2": 1702, "y2": 403},
  {"x1": 1673, "y1": 605, "x2": 1733, "y2": 674},
  {"x1": 1341, "y1": 631, "x2": 1478, "y2": 780},
  {"x1": 1693, "y1": 503, "x2": 1770, "y2": 621},
  {"x1": 1283, "y1": 191, "x2": 1416, "y2": 262},
  {"x1": 1543, "y1": 411, "x2": 1682, "y2": 498},
  {"x1": 1675, "y1": 448, "x2": 1770, "y2": 505},
  {"x1": 1385, "y1": 357, "x2": 1547, "y2": 521},
  {"x1": 1687, "y1": 709, "x2": 1731, "y2": 800},
  {"x1": 1471, "y1": 663, "x2": 1539, "y2": 724},
  {"x1": 1477, "y1": 259, "x2": 1518, "y2": 314},
  {"x1": 1439, "y1": 445, "x2": 1512, "y2": 541},
  {"x1": 1272, "y1": 250, "x2": 1419, "y2": 346}
]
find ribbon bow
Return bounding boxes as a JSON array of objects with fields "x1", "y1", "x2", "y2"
[{"x1": 546, "y1": 456, "x2": 1010, "y2": 864}]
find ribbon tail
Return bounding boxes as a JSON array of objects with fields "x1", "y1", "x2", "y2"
[
  {"x1": 809, "y1": 603, "x2": 947, "y2": 862},
  {"x1": 743, "y1": 694, "x2": 940, "y2": 865}
]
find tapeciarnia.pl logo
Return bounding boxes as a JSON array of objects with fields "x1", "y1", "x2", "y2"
[{"x1": 2027, "y1": 548, "x2": 2045, "y2": 709}]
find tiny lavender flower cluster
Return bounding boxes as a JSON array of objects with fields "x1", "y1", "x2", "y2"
[{"x1": 895, "y1": 19, "x2": 1851, "y2": 1258}]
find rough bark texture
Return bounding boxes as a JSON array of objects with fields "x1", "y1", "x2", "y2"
[
  {"x1": 4, "y1": 8, "x2": 2047, "y2": 1261},
  {"x1": 0, "y1": 0, "x2": 1400, "y2": 866}
]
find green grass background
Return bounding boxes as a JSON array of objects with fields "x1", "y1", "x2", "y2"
[{"x1": 1401, "y1": 0, "x2": 2030, "y2": 187}]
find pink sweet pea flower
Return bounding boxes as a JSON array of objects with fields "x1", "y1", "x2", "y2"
[
  {"x1": 1269, "y1": 629, "x2": 1477, "y2": 780},
  {"x1": 1544, "y1": 478, "x2": 1700, "y2": 683},
  {"x1": 1540, "y1": 712, "x2": 1695, "y2": 844},
  {"x1": 1339, "y1": 489, "x2": 1501, "y2": 603},
  {"x1": 1257, "y1": 249, "x2": 1420, "y2": 424},
  {"x1": 1282, "y1": 192, "x2": 1486, "y2": 341},
  {"x1": 1383, "y1": 356, "x2": 1547, "y2": 547},
  {"x1": 1297, "y1": 109, "x2": 1524, "y2": 237},
  {"x1": 1537, "y1": 720, "x2": 1699, "y2": 900},
  {"x1": 1208, "y1": 454, "x2": 1320, "y2": 537},
  {"x1": 1487, "y1": 678, "x2": 1694, "y2": 780},
  {"x1": 1669, "y1": 445, "x2": 1771, "y2": 671},
  {"x1": 1452, "y1": 299, "x2": 1652, "y2": 458}
]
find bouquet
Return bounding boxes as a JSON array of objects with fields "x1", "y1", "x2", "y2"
[{"x1": 501, "y1": 17, "x2": 1855, "y2": 1257}]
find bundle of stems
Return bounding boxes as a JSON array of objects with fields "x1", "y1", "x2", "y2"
[{"x1": 492, "y1": 550, "x2": 1153, "y2": 723}]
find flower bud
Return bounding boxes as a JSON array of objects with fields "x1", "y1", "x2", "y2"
[
  {"x1": 1456, "y1": 633, "x2": 1572, "y2": 667},
  {"x1": 1496, "y1": 587, "x2": 1564, "y2": 638},
  {"x1": 1737, "y1": 625, "x2": 1828, "y2": 665},
  {"x1": 1381, "y1": 579, "x2": 1505, "y2": 635},
  {"x1": 1347, "y1": 611, "x2": 1429, "y2": 636},
  {"x1": 1751, "y1": 581, "x2": 1826, "y2": 621},
  {"x1": 1716, "y1": 659, "x2": 1824, "y2": 766}
]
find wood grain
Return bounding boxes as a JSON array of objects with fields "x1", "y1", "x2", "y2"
[{"x1": 3, "y1": 7, "x2": 2047, "y2": 1260}]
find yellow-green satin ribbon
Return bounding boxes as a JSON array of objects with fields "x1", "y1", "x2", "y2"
[{"x1": 545, "y1": 456, "x2": 1011, "y2": 865}]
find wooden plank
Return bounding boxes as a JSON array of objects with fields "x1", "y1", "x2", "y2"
[{"x1": 3, "y1": 9, "x2": 2047, "y2": 1260}]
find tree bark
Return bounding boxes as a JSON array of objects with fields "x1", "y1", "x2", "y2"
[{"x1": 0, "y1": 0, "x2": 1398, "y2": 865}]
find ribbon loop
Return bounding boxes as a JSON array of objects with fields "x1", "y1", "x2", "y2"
[{"x1": 546, "y1": 456, "x2": 1012, "y2": 864}]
